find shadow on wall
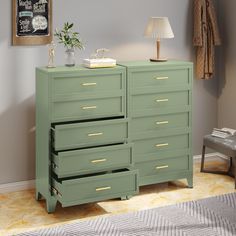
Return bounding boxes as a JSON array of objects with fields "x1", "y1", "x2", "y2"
[{"x1": 0, "y1": 96, "x2": 35, "y2": 184}]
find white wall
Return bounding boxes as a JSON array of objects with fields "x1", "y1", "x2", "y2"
[{"x1": 0, "y1": 0, "x2": 219, "y2": 184}]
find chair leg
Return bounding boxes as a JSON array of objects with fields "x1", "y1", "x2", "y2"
[{"x1": 200, "y1": 145, "x2": 206, "y2": 172}]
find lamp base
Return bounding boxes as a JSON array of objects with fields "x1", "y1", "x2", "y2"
[{"x1": 150, "y1": 58, "x2": 168, "y2": 62}]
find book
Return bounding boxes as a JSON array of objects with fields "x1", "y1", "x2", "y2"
[
  {"x1": 83, "y1": 58, "x2": 116, "y2": 68},
  {"x1": 211, "y1": 127, "x2": 236, "y2": 138}
]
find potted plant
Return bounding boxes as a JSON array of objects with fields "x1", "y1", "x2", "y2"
[{"x1": 54, "y1": 22, "x2": 84, "y2": 66}]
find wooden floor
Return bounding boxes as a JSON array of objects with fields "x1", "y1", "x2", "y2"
[{"x1": 0, "y1": 157, "x2": 235, "y2": 236}]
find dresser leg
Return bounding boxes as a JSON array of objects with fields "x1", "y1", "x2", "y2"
[
  {"x1": 35, "y1": 191, "x2": 42, "y2": 201},
  {"x1": 187, "y1": 176, "x2": 193, "y2": 188},
  {"x1": 46, "y1": 198, "x2": 57, "y2": 213},
  {"x1": 121, "y1": 195, "x2": 132, "y2": 200}
]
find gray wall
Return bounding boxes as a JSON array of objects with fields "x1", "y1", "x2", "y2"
[
  {"x1": 217, "y1": 0, "x2": 236, "y2": 129},
  {"x1": 0, "y1": 0, "x2": 218, "y2": 184}
]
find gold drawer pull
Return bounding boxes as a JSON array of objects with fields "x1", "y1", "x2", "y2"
[
  {"x1": 155, "y1": 143, "x2": 169, "y2": 148},
  {"x1": 82, "y1": 106, "x2": 97, "y2": 110},
  {"x1": 82, "y1": 82, "x2": 97, "y2": 86},
  {"x1": 96, "y1": 186, "x2": 111, "y2": 192},
  {"x1": 91, "y1": 159, "x2": 107, "y2": 163},
  {"x1": 88, "y1": 132, "x2": 103, "y2": 137},
  {"x1": 156, "y1": 121, "x2": 169, "y2": 125},
  {"x1": 156, "y1": 165, "x2": 169, "y2": 170},
  {"x1": 156, "y1": 99, "x2": 169, "y2": 103},
  {"x1": 155, "y1": 76, "x2": 169, "y2": 80},
  {"x1": 51, "y1": 187, "x2": 62, "y2": 198}
]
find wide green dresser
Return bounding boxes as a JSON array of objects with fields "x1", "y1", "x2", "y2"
[{"x1": 36, "y1": 60, "x2": 193, "y2": 213}]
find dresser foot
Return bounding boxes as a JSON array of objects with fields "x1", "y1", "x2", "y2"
[
  {"x1": 35, "y1": 191, "x2": 42, "y2": 201},
  {"x1": 46, "y1": 198, "x2": 57, "y2": 213},
  {"x1": 121, "y1": 195, "x2": 132, "y2": 200},
  {"x1": 187, "y1": 176, "x2": 193, "y2": 188}
]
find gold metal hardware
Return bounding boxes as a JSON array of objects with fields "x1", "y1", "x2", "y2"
[
  {"x1": 155, "y1": 76, "x2": 169, "y2": 80},
  {"x1": 91, "y1": 159, "x2": 107, "y2": 163},
  {"x1": 82, "y1": 82, "x2": 97, "y2": 86},
  {"x1": 96, "y1": 186, "x2": 111, "y2": 192},
  {"x1": 51, "y1": 187, "x2": 62, "y2": 198},
  {"x1": 88, "y1": 132, "x2": 103, "y2": 137},
  {"x1": 156, "y1": 165, "x2": 169, "y2": 170},
  {"x1": 155, "y1": 143, "x2": 169, "y2": 148},
  {"x1": 156, "y1": 121, "x2": 169, "y2": 125},
  {"x1": 82, "y1": 106, "x2": 97, "y2": 110},
  {"x1": 156, "y1": 99, "x2": 169, "y2": 103}
]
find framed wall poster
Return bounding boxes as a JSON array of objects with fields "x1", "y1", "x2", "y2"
[{"x1": 12, "y1": 0, "x2": 52, "y2": 45}]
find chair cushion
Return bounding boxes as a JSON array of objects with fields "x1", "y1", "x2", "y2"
[{"x1": 204, "y1": 135, "x2": 236, "y2": 157}]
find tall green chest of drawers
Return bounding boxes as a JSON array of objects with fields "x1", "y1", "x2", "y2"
[
  {"x1": 118, "y1": 61, "x2": 193, "y2": 187},
  {"x1": 36, "y1": 61, "x2": 193, "y2": 213}
]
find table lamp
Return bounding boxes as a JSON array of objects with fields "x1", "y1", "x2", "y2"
[{"x1": 144, "y1": 17, "x2": 174, "y2": 62}]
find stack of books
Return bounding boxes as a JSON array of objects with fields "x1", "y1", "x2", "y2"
[{"x1": 211, "y1": 128, "x2": 236, "y2": 138}]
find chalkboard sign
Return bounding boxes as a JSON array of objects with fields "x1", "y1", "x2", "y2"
[{"x1": 12, "y1": 0, "x2": 52, "y2": 45}]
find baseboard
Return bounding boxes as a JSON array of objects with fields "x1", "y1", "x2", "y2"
[
  {"x1": 0, "y1": 180, "x2": 35, "y2": 194},
  {"x1": 0, "y1": 153, "x2": 229, "y2": 194}
]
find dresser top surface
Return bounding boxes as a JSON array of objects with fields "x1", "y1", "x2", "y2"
[{"x1": 118, "y1": 60, "x2": 193, "y2": 68}]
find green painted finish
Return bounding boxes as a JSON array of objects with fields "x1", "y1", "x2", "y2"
[
  {"x1": 133, "y1": 134, "x2": 189, "y2": 158},
  {"x1": 131, "y1": 112, "x2": 189, "y2": 136},
  {"x1": 52, "y1": 169, "x2": 138, "y2": 207},
  {"x1": 131, "y1": 69, "x2": 189, "y2": 89},
  {"x1": 51, "y1": 96, "x2": 124, "y2": 122},
  {"x1": 36, "y1": 60, "x2": 193, "y2": 212},
  {"x1": 52, "y1": 73, "x2": 122, "y2": 96},
  {"x1": 132, "y1": 91, "x2": 189, "y2": 115},
  {"x1": 52, "y1": 118, "x2": 128, "y2": 151},
  {"x1": 53, "y1": 144, "x2": 133, "y2": 178},
  {"x1": 135, "y1": 155, "x2": 190, "y2": 178}
]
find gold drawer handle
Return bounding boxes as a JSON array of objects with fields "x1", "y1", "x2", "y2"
[
  {"x1": 96, "y1": 186, "x2": 111, "y2": 192},
  {"x1": 91, "y1": 159, "x2": 107, "y2": 164},
  {"x1": 82, "y1": 82, "x2": 97, "y2": 86},
  {"x1": 156, "y1": 121, "x2": 169, "y2": 125},
  {"x1": 156, "y1": 165, "x2": 169, "y2": 170},
  {"x1": 156, "y1": 99, "x2": 169, "y2": 103},
  {"x1": 156, "y1": 143, "x2": 169, "y2": 148},
  {"x1": 155, "y1": 76, "x2": 169, "y2": 80},
  {"x1": 82, "y1": 106, "x2": 97, "y2": 110},
  {"x1": 88, "y1": 132, "x2": 103, "y2": 137}
]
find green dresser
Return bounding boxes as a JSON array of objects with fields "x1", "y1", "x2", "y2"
[
  {"x1": 36, "y1": 65, "x2": 138, "y2": 213},
  {"x1": 36, "y1": 61, "x2": 193, "y2": 213},
  {"x1": 118, "y1": 61, "x2": 193, "y2": 187}
]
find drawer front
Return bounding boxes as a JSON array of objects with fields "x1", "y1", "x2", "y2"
[
  {"x1": 131, "y1": 69, "x2": 189, "y2": 89},
  {"x1": 52, "y1": 169, "x2": 138, "y2": 207},
  {"x1": 52, "y1": 96, "x2": 123, "y2": 122},
  {"x1": 52, "y1": 73, "x2": 123, "y2": 96},
  {"x1": 133, "y1": 134, "x2": 189, "y2": 159},
  {"x1": 53, "y1": 144, "x2": 133, "y2": 178},
  {"x1": 52, "y1": 119, "x2": 128, "y2": 151},
  {"x1": 132, "y1": 91, "x2": 189, "y2": 114},
  {"x1": 135, "y1": 155, "x2": 189, "y2": 178},
  {"x1": 131, "y1": 112, "x2": 189, "y2": 136}
]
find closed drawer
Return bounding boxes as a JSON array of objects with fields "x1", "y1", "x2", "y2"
[
  {"x1": 131, "y1": 112, "x2": 189, "y2": 136},
  {"x1": 52, "y1": 118, "x2": 128, "y2": 151},
  {"x1": 131, "y1": 69, "x2": 189, "y2": 89},
  {"x1": 52, "y1": 73, "x2": 123, "y2": 97},
  {"x1": 135, "y1": 155, "x2": 189, "y2": 178},
  {"x1": 133, "y1": 134, "x2": 189, "y2": 159},
  {"x1": 132, "y1": 91, "x2": 189, "y2": 114},
  {"x1": 53, "y1": 144, "x2": 133, "y2": 178},
  {"x1": 51, "y1": 96, "x2": 124, "y2": 122},
  {"x1": 52, "y1": 169, "x2": 139, "y2": 207}
]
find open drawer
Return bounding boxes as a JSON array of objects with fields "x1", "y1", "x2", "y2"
[
  {"x1": 52, "y1": 143, "x2": 133, "y2": 178},
  {"x1": 52, "y1": 169, "x2": 138, "y2": 207},
  {"x1": 51, "y1": 118, "x2": 128, "y2": 151}
]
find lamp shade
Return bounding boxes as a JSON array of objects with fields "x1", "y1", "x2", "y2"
[{"x1": 144, "y1": 17, "x2": 174, "y2": 39}]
